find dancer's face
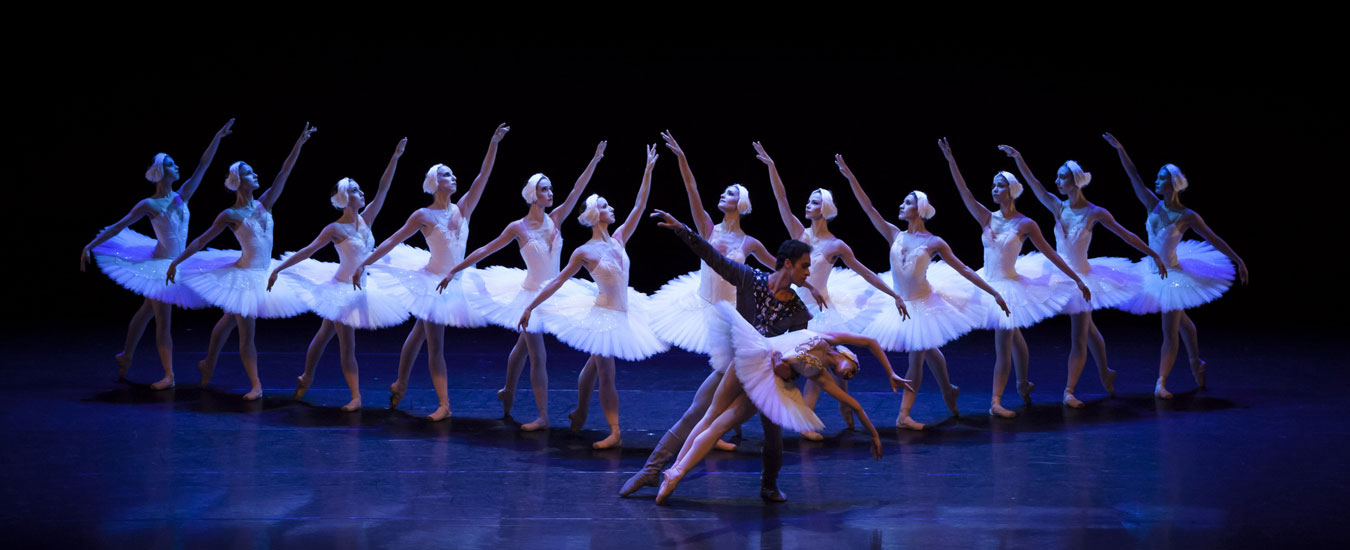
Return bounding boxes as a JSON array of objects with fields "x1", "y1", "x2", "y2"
[
  {"x1": 594, "y1": 197, "x2": 616, "y2": 225},
  {"x1": 804, "y1": 191, "x2": 824, "y2": 220},
  {"x1": 784, "y1": 253, "x2": 811, "y2": 286},
  {"x1": 1154, "y1": 167, "x2": 1174, "y2": 195},
  {"x1": 344, "y1": 183, "x2": 366, "y2": 210},
  {"x1": 161, "y1": 155, "x2": 181, "y2": 182},
  {"x1": 991, "y1": 174, "x2": 1013, "y2": 204},
  {"x1": 718, "y1": 186, "x2": 741, "y2": 213},
  {"x1": 898, "y1": 193, "x2": 919, "y2": 222},
  {"x1": 536, "y1": 178, "x2": 554, "y2": 207},
  {"x1": 237, "y1": 163, "x2": 260, "y2": 191},
  {"x1": 436, "y1": 166, "x2": 457, "y2": 194},
  {"x1": 1054, "y1": 164, "x2": 1075, "y2": 194}
]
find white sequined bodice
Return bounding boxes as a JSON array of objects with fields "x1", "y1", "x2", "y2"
[
  {"x1": 1146, "y1": 203, "x2": 1186, "y2": 268},
  {"x1": 146, "y1": 192, "x2": 189, "y2": 259},
  {"x1": 981, "y1": 212, "x2": 1023, "y2": 280},
  {"x1": 889, "y1": 234, "x2": 935, "y2": 300},
  {"x1": 333, "y1": 220, "x2": 375, "y2": 284},
  {"x1": 1053, "y1": 202, "x2": 1094, "y2": 273},
  {"x1": 520, "y1": 216, "x2": 563, "y2": 290},
  {"x1": 231, "y1": 201, "x2": 275, "y2": 269},
  {"x1": 590, "y1": 241, "x2": 630, "y2": 311},
  {"x1": 799, "y1": 230, "x2": 835, "y2": 301},
  {"x1": 697, "y1": 224, "x2": 748, "y2": 304},
  {"x1": 423, "y1": 206, "x2": 468, "y2": 275}
]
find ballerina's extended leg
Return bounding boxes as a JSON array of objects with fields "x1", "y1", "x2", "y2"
[
  {"x1": 519, "y1": 333, "x2": 551, "y2": 431},
  {"x1": 198, "y1": 313, "x2": 235, "y2": 386},
  {"x1": 147, "y1": 299, "x2": 175, "y2": 390},
  {"x1": 115, "y1": 300, "x2": 154, "y2": 379},
  {"x1": 1179, "y1": 311, "x2": 1206, "y2": 389},
  {"x1": 390, "y1": 320, "x2": 425, "y2": 409},
  {"x1": 1085, "y1": 317, "x2": 1116, "y2": 396},
  {"x1": 592, "y1": 356, "x2": 621, "y2": 449},
  {"x1": 896, "y1": 351, "x2": 927, "y2": 430},
  {"x1": 295, "y1": 319, "x2": 336, "y2": 401}
]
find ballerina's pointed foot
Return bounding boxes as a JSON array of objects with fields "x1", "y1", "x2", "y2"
[
  {"x1": 427, "y1": 405, "x2": 451, "y2": 422},
  {"x1": 1017, "y1": 381, "x2": 1036, "y2": 406},
  {"x1": 655, "y1": 468, "x2": 682, "y2": 505},
  {"x1": 989, "y1": 403, "x2": 1017, "y2": 418},
  {"x1": 293, "y1": 375, "x2": 313, "y2": 400},
  {"x1": 896, "y1": 415, "x2": 926, "y2": 431},
  {"x1": 149, "y1": 376, "x2": 175, "y2": 391},
  {"x1": 340, "y1": 397, "x2": 362, "y2": 412},
  {"x1": 1154, "y1": 380, "x2": 1174, "y2": 400},
  {"x1": 944, "y1": 385, "x2": 962, "y2": 416},
  {"x1": 592, "y1": 430, "x2": 622, "y2": 450},
  {"x1": 714, "y1": 439, "x2": 738, "y2": 452},
  {"x1": 567, "y1": 408, "x2": 587, "y2": 433},
  {"x1": 1063, "y1": 391, "x2": 1085, "y2": 409},
  {"x1": 496, "y1": 388, "x2": 513, "y2": 417},
  {"x1": 198, "y1": 360, "x2": 216, "y2": 387},
  {"x1": 242, "y1": 387, "x2": 263, "y2": 401},
  {"x1": 1102, "y1": 369, "x2": 1118, "y2": 397},
  {"x1": 801, "y1": 430, "x2": 825, "y2": 441},
  {"x1": 388, "y1": 382, "x2": 406, "y2": 409},
  {"x1": 520, "y1": 417, "x2": 549, "y2": 431},
  {"x1": 1191, "y1": 359, "x2": 1207, "y2": 389},
  {"x1": 114, "y1": 352, "x2": 131, "y2": 379}
]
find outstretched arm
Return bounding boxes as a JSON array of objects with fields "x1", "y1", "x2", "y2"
[
  {"x1": 81, "y1": 201, "x2": 154, "y2": 271},
  {"x1": 1023, "y1": 221, "x2": 1091, "y2": 302},
  {"x1": 260, "y1": 122, "x2": 317, "y2": 211},
  {"x1": 361, "y1": 137, "x2": 406, "y2": 226},
  {"x1": 518, "y1": 250, "x2": 588, "y2": 330},
  {"x1": 269, "y1": 225, "x2": 337, "y2": 290},
  {"x1": 165, "y1": 211, "x2": 234, "y2": 283},
  {"x1": 745, "y1": 237, "x2": 777, "y2": 270},
  {"x1": 179, "y1": 118, "x2": 234, "y2": 202},
  {"x1": 938, "y1": 137, "x2": 992, "y2": 227},
  {"x1": 812, "y1": 374, "x2": 883, "y2": 460},
  {"x1": 352, "y1": 210, "x2": 428, "y2": 287},
  {"x1": 1096, "y1": 209, "x2": 1168, "y2": 278},
  {"x1": 932, "y1": 238, "x2": 1010, "y2": 317},
  {"x1": 753, "y1": 141, "x2": 806, "y2": 239},
  {"x1": 616, "y1": 144, "x2": 658, "y2": 245},
  {"x1": 1102, "y1": 132, "x2": 1158, "y2": 211},
  {"x1": 834, "y1": 242, "x2": 909, "y2": 320},
  {"x1": 458, "y1": 123, "x2": 510, "y2": 219},
  {"x1": 651, "y1": 209, "x2": 755, "y2": 288},
  {"x1": 551, "y1": 141, "x2": 607, "y2": 225},
  {"x1": 1186, "y1": 211, "x2": 1248, "y2": 285},
  {"x1": 998, "y1": 145, "x2": 1060, "y2": 216},
  {"x1": 437, "y1": 222, "x2": 520, "y2": 292},
  {"x1": 836, "y1": 154, "x2": 899, "y2": 243},
  {"x1": 821, "y1": 332, "x2": 915, "y2": 393},
  {"x1": 662, "y1": 130, "x2": 714, "y2": 237}
]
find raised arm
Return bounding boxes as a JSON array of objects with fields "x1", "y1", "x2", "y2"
[
  {"x1": 651, "y1": 209, "x2": 754, "y2": 287},
  {"x1": 260, "y1": 122, "x2": 317, "y2": 211},
  {"x1": 662, "y1": 130, "x2": 714, "y2": 237},
  {"x1": 165, "y1": 211, "x2": 234, "y2": 283},
  {"x1": 616, "y1": 144, "x2": 658, "y2": 244},
  {"x1": 179, "y1": 118, "x2": 234, "y2": 202},
  {"x1": 352, "y1": 210, "x2": 429, "y2": 286},
  {"x1": 753, "y1": 141, "x2": 806, "y2": 239},
  {"x1": 268, "y1": 225, "x2": 338, "y2": 290},
  {"x1": 458, "y1": 123, "x2": 510, "y2": 219},
  {"x1": 745, "y1": 237, "x2": 777, "y2": 270},
  {"x1": 1022, "y1": 221, "x2": 1091, "y2": 302},
  {"x1": 1095, "y1": 208, "x2": 1168, "y2": 278},
  {"x1": 833, "y1": 242, "x2": 909, "y2": 320},
  {"x1": 938, "y1": 137, "x2": 992, "y2": 227},
  {"x1": 550, "y1": 141, "x2": 607, "y2": 225},
  {"x1": 932, "y1": 237, "x2": 1010, "y2": 317},
  {"x1": 361, "y1": 137, "x2": 406, "y2": 226},
  {"x1": 436, "y1": 222, "x2": 520, "y2": 292},
  {"x1": 518, "y1": 250, "x2": 588, "y2": 330},
  {"x1": 80, "y1": 200, "x2": 154, "y2": 271},
  {"x1": 1185, "y1": 211, "x2": 1248, "y2": 285},
  {"x1": 998, "y1": 145, "x2": 1060, "y2": 216},
  {"x1": 811, "y1": 373, "x2": 883, "y2": 460},
  {"x1": 820, "y1": 332, "x2": 915, "y2": 393},
  {"x1": 836, "y1": 154, "x2": 899, "y2": 243},
  {"x1": 1102, "y1": 132, "x2": 1158, "y2": 211}
]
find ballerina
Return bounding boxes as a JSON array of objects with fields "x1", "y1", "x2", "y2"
[
  {"x1": 655, "y1": 302, "x2": 907, "y2": 505},
  {"x1": 81, "y1": 119, "x2": 233, "y2": 389},
  {"x1": 938, "y1": 137, "x2": 1090, "y2": 418},
  {"x1": 1103, "y1": 133, "x2": 1247, "y2": 399},
  {"x1": 998, "y1": 145, "x2": 1169, "y2": 407},
  {"x1": 754, "y1": 141, "x2": 907, "y2": 438},
  {"x1": 436, "y1": 141, "x2": 607, "y2": 431},
  {"x1": 835, "y1": 154, "x2": 1009, "y2": 429},
  {"x1": 517, "y1": 144, "x2": 668, "y2": 449},
  {"x1": 344, "y1": 124, "x2": 508, "y2": 420},
  {"x1": 165, "y1": 122, "x2": 318, "y2": 400},
  {"x1": 268, "y1": 138, "x2": 409, "y2": 412}
]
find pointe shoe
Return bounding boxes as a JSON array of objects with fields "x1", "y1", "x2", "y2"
[
  {"x1": 340, "y1": 398, "x2": 362, "y2": 412},
  {"x1": 242, "y1": 387, "x2": 263, "y2": 401},
  {"x1": 1154, "y1": 380, "x2": 1174, "y2": 400},
  {"x1": 427, "y1": 405, "x2": 451, "y2": 422},
  {"x1": 1062, "y1": 390, "x2": 1085, "y2": 409},
  {"x1": 943, "y1": 385, "x2": 962, "y2": 416},
  {"x1": 989, "y1": 403, "x2": 1017, "y2": 418},
  {"x1": 114, "y1": 352, "x2": 131, "y2": 379},
  {"x1": 1102, "y1": 369, "x2": 1117, "y2": 397},
  {"x1": 293, "y1": 375, "x2": 313, "y2": 400},
  {"x1": 567, "y1": 409, "x2": 586, "y2": 432},
  {"x1": 1017, "y1": 381, "x2": 1036, "y2": 406},
  {"x1": 496, "y1": 388, "x2": 513, "y2": 417},
  {"x1": 1192, "y1": 359, "x2": 1207, "y2": 389},
  {"x1": 198, "y1": 360, "x2": 215, "y2": 387},
  {"x1": 620, "y1": 470, "x2": 660, "y2": 497},
  {"x1": 520, "y1": 418, "x2": 549, "y2": 431},
  {"x1": 801, "y1": 431, "x2": 825, "y2": 441},
  {"x1": 593, "y1": 426, "x2": 622, "y2": 449},
  {"x1": 896, "y1": 416, "x2": 926, "y2": 431},
  {"x1": 655, "y1": 469, "x2": 681, "y2": 505},
  {"x1": 388, "y1": 383, "x2": 406, "y2": 409},
  {"x1": 149, "y1": 377, "x2": 175, "y2": 391}
]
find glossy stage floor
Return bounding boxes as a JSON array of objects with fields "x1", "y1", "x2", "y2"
[{"x1": 3, "y1": 314, "x2": 1345, "y2": 549}]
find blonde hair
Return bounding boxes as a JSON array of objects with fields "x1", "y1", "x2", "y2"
[
  {"x1": 578, "y1": 194, "x2": 604, "y2": 227},
  {"x1": 523, "y1": 173, "x2": 547, "y2": 204},
  {"x1": 331, "y1": 178, "x2": 359, "y2": 209},
  {"x1": 731, "y1": 184, "x2": 752, "y2": 214},
  {"x1": 145, "y1": 153, "x2": 167, "y2": 182},
  {"x1": 814, "y1": 188, "x2": 838, "y2": 220}
]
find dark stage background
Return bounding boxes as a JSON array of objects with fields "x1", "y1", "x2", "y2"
[{"x1": 14, "y1": 27, "x2": 1342, "y2": 333}]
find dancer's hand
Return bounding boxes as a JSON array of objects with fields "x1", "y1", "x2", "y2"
[
  {"x1": 1102, "y1": 132, "x2": 1122, "y2": 149},
  {"x1": 492, "y1": 123, "x2": 510, "y2": 144},
  {"x1": 517, "y1": 310, "x2": 532, "y2": 332},
  {"x1": 806, "y1": 284, "x2": 827, "y2": 310},
  {"x1": 266, "y1": 270, "x2": 279, "y2": 291},
  {"x1": 298, "y1": 122, "x2": 317, "y2": 143},
  {"x1": 937, "y1": 137, "x2": 954, "y2": 159},
  {"x1": 646, "y1": 143, "x2": 659, "y2": 168},
  {"x1": 649, "y1": 209, "x2": 686, "y2": 231},
  {"x1": 592, "y1": 140, "x2": 607, "y2": 161},
  {"x1": 1238, "y1": 261, "x2": 1249, "y2": 285},
  {"x1": 660, "y1": 130, "x2": 684, "y2": 157},
  {"x1": 870, "y1": 435, "x2": 883, "y2": 460},
  {"x1": 1077, "y1": 281, "x2": 1092, "y2": 303},
  {"x1": 889, "y1": 373, "x2": 916, "y2": 394},
  {"x1": 996, "y1": 296, "x2": 1011, "y2": 317},
  {"x1": 165, "y1": 263, "x2": 178, "y2": 285},
  {"x1": 351, "y1": 266, "x2": 364, "y2": 290},
  {"x1": 436, "y1": 274, "x2": 452, "y2": 294},
  {"x1": 392, "y1": 137, "x2": 407, "y2": 159},
  {"x1": 80, "y1": 246, "x2": 92, "y2": 272},
  {"x1": 1154, "y1": 257, "x2": 1169, "y2": 279},
  {"x1": 216, "y1": 118, "x2": 235, "y2": 139},
  {"x1": 752, "y1": 141, "x2": 774, "y2": 166},
  {"x1": 997, "y1": 144, "x2": 1020, "y2": 158},
  {"x1": 833, "y1": 154, "x2": 854, "y2": 179},
  {"x1": 894, "y1": 297, "x2": 910, "y2": 321}
]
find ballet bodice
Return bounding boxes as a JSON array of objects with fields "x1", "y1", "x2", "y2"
[
  {"x1": 698, "y1": 224, "x2": 749, "y2": 304},
  {"x1": 889, "y1": 234, "x2": 935, "y2": 300},
  {"x1": 980, "y1": 212, "x2": 1024, "y2": 280},
  {"x1": 422, "y1": 205, "x2": 468, "y2": 275},
  {"x1": 1146, "y1": 202, "x2": 1186, "y2": 268},
  {"x1": 770, "y1": 330, "x2": 832, "y2": 380},
  {"x1": 519, "y1": 216, "x2": 563, "y2": 290},
  {"x1": 589, "y1": 240, "x2": 631, "y2": 311},
  {"x1": 1053, "y1": 202, "x2": 1095, "y2": 273},
  {"x1": 145, "y1": 192, "x2": 189, "y2": 259},
  {"x1": 799, "y1": 230, "x2": 835, "y2": 301},
  {"x1": 230, "y1": 201, "x2": 275, "y2": 269},
  {"x1": 332, "y1": 220, "x2": 375, "y2": 284}
]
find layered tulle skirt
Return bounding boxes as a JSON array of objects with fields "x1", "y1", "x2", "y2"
[
  {"x1": 795, "y1": 267, "x2": 880, "y2": 333},
  {"x1": 177, "y1": 251, "x2": 311, "y2": 319},
  {"x1": 1120, "y1": 240, "x2": 1235, "y2": 314},
  {"x1": 283, "y1": 256, "x2": 410, "y2": 329},
  {"x1": 647, "y1": 271, "x2": 720, "y2": 355},
  {"x1": 462, "y1": 266, "x2": 593, "y2": 333},
  {"x1": 1023, "y1": 255, "x2": 1142, "y2": 314},
  {"x1": 92, "y1": 229, "x2": 208, "y2": 309},
  {"x1": 976, "y1": 253, "x2": 1078, "y2": 330},
  {"x1": 532, "y1": 283, "x2": 669, "y2": 361},
  {"x1": 374, "y1": 244, "x2": 487, "y2": 328},
  {"x1": 852, "y1": 263, "x2": 986, "y2": 352},
  {"x1": 709, "y1": 303, "x2": 824, "y2": 433}
]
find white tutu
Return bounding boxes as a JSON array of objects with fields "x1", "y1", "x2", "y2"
[
  {"x1": 647, "y1": 271, "x2": 722, "y2": 355},
  {"x1": 855, "y1": 262, "x2": 986, "y2": 352},
  {"x1": 462, "y1": 266, "x2": 593, "y2": 333},
  {"x1": 795, "y1": 267, "x2": 879, "y2": 333},
  {"x1": 178, "y1": 250, "x2": 311, "y2": 319},
  {"x1": 975, "y1": 253, "x2": 1077, "y2": 330},
  {"x1": 533, "y1": 284, "x2": 669, "y2": 361},
  {"x1": 92, "y1": 229, "x2": 209, "y2": 309},
  {"x1": 709, "y1": 303, "x2": 825, "y2": 433},
  {"x1": 1120, "y1": 240, "x2": 1234, "y2": 314},
  {"x1": 372, "y1": 244, "x2": 488, "y2": 328},
  {"x1": 1023, "y1": 255, "x2": 1142, "y2": 314},
  {"x1": 282, "y1": 254, "x2": 410, "y2": 329}
]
